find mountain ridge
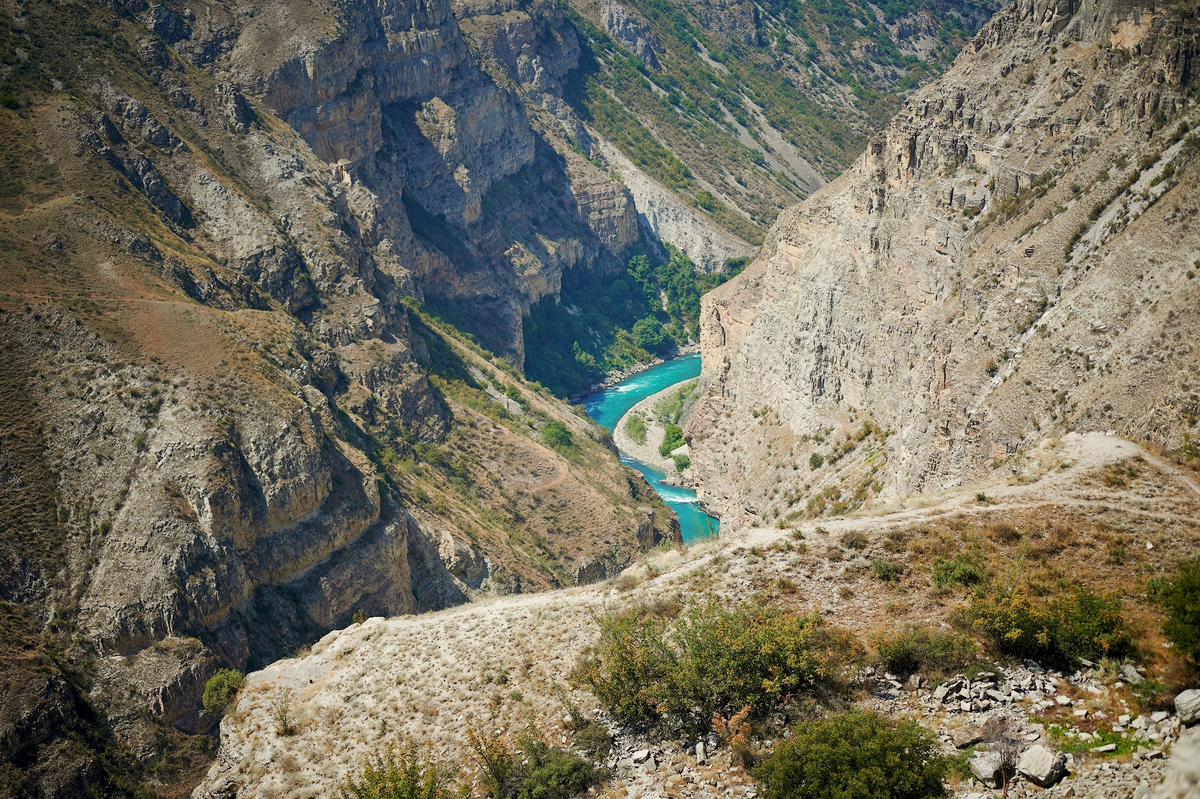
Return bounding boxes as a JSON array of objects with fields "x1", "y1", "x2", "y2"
[{"x1": 686, "y1": 0, "x2": 1200, "y2": 527}]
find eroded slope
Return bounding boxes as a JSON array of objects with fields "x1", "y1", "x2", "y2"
[{"x1": 687, "y1": 0, "x2": 1200, "y2": 526}]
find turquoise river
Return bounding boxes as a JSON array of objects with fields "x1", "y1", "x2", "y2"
[{"x1": 583, "y1": 353, "x2": 720, "y2": 542}]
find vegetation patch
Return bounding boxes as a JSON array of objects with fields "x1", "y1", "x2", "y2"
[
  {"x1": 964, "y1": 585, "x2": 1128, "y2": 668},
  {"x1": 467, "y1": 728, "x2": 607, "y2": 799},
  {"x1": 575, "y1": 600, "x2": 860, "y2": 733},
  {"x1": 1150, "y1": 557, "x2": 1200, "y2": 669},
  {"x1": 623, "y1": 413, "x2": 647, "y2": 445},
  {"x1": 931, "y1": 556, "x2": 985, "y2": 589},
  {"x1": 874, "y1": 625, "x2": 976, "y2": 677},
  {"x1": 341, "y1": 741, "x2": 455, "y2": 799},
  {"x1": 752, "y1": 711, "x2": 948, "y2": 799},
  {"x1": 201, "y1": 668, "x2": 246, "y2": 713}
]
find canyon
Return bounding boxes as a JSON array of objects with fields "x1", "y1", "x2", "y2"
[{"x1": 1, "y1": 0, "x2": 1198, "y2": 796}]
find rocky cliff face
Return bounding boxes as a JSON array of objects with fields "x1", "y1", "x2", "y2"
[
  {"x1": 0, "y1": 0, "x2": 677, "y2": 793},
  {"x1": 688, "y1": 0, "x2": 1200, "y2": 526},
  {"x1": 181, "y1": 0, "x2": 644, "y2": 364}
]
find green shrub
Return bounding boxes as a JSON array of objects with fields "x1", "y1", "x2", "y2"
[
  {"x1": 576, "y1": 601, "x2": 860, "y2": 732},
  {"x1": 468, "y1": 728, "x2": 605, "y2": 799},
  {"x1": 201, "y1": 669, "x2": 245, "y2": 713},
  {"x1": 541, "y1": 421, "x2": 574, "y2": 451},
  {"x1": 964, "y1": 585, "x2": 1128, "y2": 667},
  {"x1": 1151, "y1": 558, "x2": 1200, "y2": 667},
  {"x1": 658, "y1": 422, "x2": 685, "y2": 456},
  {"x1": 341, "y1": 742, "x2": 454, "y2": 799},
  {"x1": 809, "y1": 452, "x2": 824, "y2": 470},
  {"x1": 624, "y1": 414, "x2": 647, "y2": 445},
  {"x1": 872, "y1": 559, "x2": 901, "y2": 582},
  {"x1": 514, "y1": 738, "x2": 604, "y2": 799},
  {"x1": 931, "y1": 557, "x2": 984, "y2": 589},
  {"x1": 875, "y1": 625, "x2": 976, "y2": 676},
  {"x1": 672, "y1": 453, "x2": 690, "y2": 472},
  {"x1": 752, "y1": 711, "x2": 948, "y2": 799}
]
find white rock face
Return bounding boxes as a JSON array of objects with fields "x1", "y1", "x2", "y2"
[
  {"x1": 1177, "y1": 689, "x2": 1200, "y2": 726},
  {"x1": 969, "y1": 751, "x2": 1004, "y2": 788},
  {"x1": 601, "y1": 140, "x2": 757, "y2": 272},
  {"x1": 1018, "y1": 744, "x2": 1067, "y2": 787},
  {"x1": 1152, "y1": 725, "x2": 1200, "y2": 799},
  {"x1": 688, "y1": 0, "x2": 1200, "y2": 523}
]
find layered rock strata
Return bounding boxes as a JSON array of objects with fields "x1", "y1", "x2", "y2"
[{"x1": 688, "y1": 0, "x2": 1200, "y2": 525}]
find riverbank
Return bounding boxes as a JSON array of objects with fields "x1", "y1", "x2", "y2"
[
  {"x1": 582, "y1": 353, "x2": 719, "y2": 542},
  {"x1": 611, "y1": 378, "x2": 700, "y2": 489},
  {"x1": 570, "y1": 342, "x2": 700, "y2": 402}
]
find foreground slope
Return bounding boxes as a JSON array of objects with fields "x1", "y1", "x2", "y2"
[
  {"x1": 686, "y1": 0, "x2": 1200, "y2": 526},
  {"x1": 196, "y1": 433, "x2": 1200, "y2": 798}
]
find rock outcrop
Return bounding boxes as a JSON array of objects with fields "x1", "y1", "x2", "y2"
[
  {"x1": 688, "y1": 0, "x2": 1200, "y2": 524},
  {"x1": 0, "y1": 0, "x2": 677, "y2": 791}
]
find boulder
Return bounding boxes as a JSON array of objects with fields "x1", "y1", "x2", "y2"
[
  {"x1": 968, "y1": 751, "x2": 1004, "y2": 788},
  {"x1": 952, "y1": 724, "x2": 984, "y2": 749},
  {"x1": 1017, "y1": 744, "x2": 1067, "y2": 787},
  {"x1": 1176, "y1": 689, "x2": 1200, "y2": 726},
  {"x1": 1121, "y1": 664, "x2": 1145, "y2": 686}
]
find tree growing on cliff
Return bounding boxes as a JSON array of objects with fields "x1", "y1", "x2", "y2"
[{"x1": 201, "y1": 669, "x2": 246, "y2": 713}]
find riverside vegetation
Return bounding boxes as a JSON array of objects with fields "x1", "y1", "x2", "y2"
[{"x1": 523, "y1": 249, "x2": 742, "y2": 397}]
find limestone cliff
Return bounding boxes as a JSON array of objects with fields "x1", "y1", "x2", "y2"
[
  {"x1": 0, "y1": 0, "x2": 676, "y2": 793},
  {"x1": 688, "y1": 0, "x2": 1200, "y2": 526}
]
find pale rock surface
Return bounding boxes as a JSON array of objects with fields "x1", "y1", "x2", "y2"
[
  {"x1": 1176, "y1": 689, "x2": 1200, "y2": 727},
  {"x1": 687, "y1": 0, "x2": 1200, "y2": 524},
  {"x1": 1018, "y1": 744, "x2": 1068, "y2": 787}
]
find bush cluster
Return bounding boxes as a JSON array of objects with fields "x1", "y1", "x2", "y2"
[
  {"x1": 658, "y1": 423, "x2": 685, "y2": 456},
  {"x1": 540, "y1": 422, "x2": 574, "y2": 452},
  {"x1": 468, "y1": 729, "x2": 605, "y2": 799},
  {"x1": 752, "y1": 711, "x2": 948, "y2": 799},
  {"x1": 576, "y1": 601, "x2": 860, "y2": 732},
  {"x1": 623, "y1": 414, "x2": 647, "y2": 445},
  {"x1": 964, "y1": 585, "x2": 1128, "y2": 667},
  {"x1": 1151, "y1": 558, "x2": 1200, "y2": 667},
  {"x1": 931, "y1": 557, "x2": 984, "y2": 589},
  {"x1": 874, "y1": 625, "x2": 976, "y2": 677},
  {"x1": 201, "y1": 668, "x2": 246, "y2": 713}
]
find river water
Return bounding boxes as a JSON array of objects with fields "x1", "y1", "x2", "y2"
[{"x1": 582, "y1": 353, "x2": 720, "y2": 542}]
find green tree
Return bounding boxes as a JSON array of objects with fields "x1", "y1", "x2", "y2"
[
  {"x1": 753, "y1": 712, "x2": 948, "y2": 799},
  {"x1": 1154, "y1": 558, "x2": 1200, "y2": 667},
  {"x1": 541, "y1": 421, "x2": 574, "y2": 451},
  {"x1": 201, "y1": 669, "x2": 246, "y2": 713}
]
